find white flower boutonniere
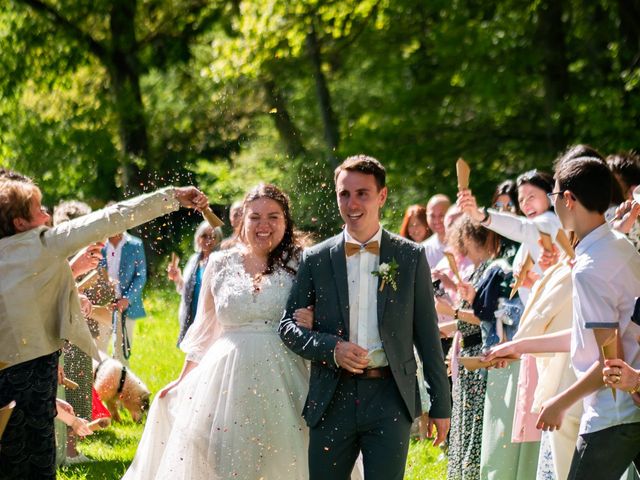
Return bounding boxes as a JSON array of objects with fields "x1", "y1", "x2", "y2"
[{"x1": 372, "y1": 258, "x2": 399, "y2": 291}]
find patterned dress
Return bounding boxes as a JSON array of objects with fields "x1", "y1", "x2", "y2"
[{"x1": 447, "y1": 262, "x2": 489, "y2": 480}]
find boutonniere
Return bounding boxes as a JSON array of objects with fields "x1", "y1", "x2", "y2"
[{"x1": 372, "y1": 259, "x2": 399, "y2": 291}]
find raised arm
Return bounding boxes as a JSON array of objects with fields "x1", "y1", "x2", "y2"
[{"x1": 43, "y1": 187, "x2": 207, "y2": 259}]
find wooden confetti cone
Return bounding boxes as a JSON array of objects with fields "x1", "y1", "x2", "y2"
[
  {"x1": 456, "y1": 158, "x2": 471, "y2": 191},
  {"x1": 444, "y1": 251, "x2": 462, "y2": 283},
  {"x1": 601, "y1": 330, "x2": 619, "y2": 401},
  {"x1": 0, "y1": 401, "x2": 16, "y2": 440},
  {"x1": 76, "y1": 269, "x2": 99, "y2": 292},
  {"x1": 539, "y1": 231, "x2": 553, "y2": 252},
  {"x1": 87, "y1": 417, "x2": 111, "y2": 432},
  {"x1": 509, "y1": 253, "x2": 534, "y2": 299},
  {"x1": 202, "y1": 207, "x2": 224, "y2": 228}
]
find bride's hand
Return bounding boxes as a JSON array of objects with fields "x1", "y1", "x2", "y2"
[
  {"x1": 293, "y1": 306, "x2": 314, "y2": 329},
  {"x1": 158, "y1": 379, "x2": 182, "y2": 398}
]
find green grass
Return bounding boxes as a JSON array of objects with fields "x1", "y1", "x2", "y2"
[{"x1": 57, "y1": 286, "x2": 447, "y2": 479}]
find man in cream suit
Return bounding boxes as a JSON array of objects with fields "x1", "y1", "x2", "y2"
[{"x1": 279, "y1": 155, "x2": 451, "y2": 480}]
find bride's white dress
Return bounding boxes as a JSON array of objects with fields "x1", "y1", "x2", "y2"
[{"x1": 123, "y1": 249, "x2": 310, "y2": 479}]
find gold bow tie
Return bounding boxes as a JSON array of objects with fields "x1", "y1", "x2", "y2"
[{"x1": 345, "y1": 241, "x2": 380, "y2": 257}]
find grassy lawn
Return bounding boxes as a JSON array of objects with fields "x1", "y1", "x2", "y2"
[{"x1": 57, "y1": 286, "x2": 447, "y2": 479}]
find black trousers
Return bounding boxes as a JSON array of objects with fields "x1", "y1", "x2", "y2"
[
  {"x1": 309, "y1": 374, "x2": 413, "y2": 480},
  {"x1": 568, "y1": 422, "x2": 640, "y2": 480},
  {"x1": 0, "y1": 351, "x2": 60, "y2": 480}
]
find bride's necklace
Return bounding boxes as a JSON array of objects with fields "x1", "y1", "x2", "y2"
[{"x1": 239, "y1": 249, "x2": 268, "y2": 301}]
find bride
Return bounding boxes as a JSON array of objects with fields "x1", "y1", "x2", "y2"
[{"x1": 123, "y1": 184, "x2": 315, "y2": 479}]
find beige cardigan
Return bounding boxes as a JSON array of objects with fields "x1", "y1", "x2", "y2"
[
  {"x1": 513, "y1": 259, "x2": 581, "y2": 420},
  {"x1": 0, "y1": 187, "x2": 180, "y2": 369}
]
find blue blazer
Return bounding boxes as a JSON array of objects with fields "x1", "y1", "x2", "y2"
[{"x1": 101, "y1": 234, "x2": 147, "y2": 319}]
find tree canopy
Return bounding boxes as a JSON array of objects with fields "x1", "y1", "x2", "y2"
[{"x1": 2, "y1": 0, "x2": 639, "y2": 239}]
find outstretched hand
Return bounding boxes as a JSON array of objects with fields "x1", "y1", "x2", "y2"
[{"x1": 174, "y1": 187, "x2": 209, "y2": 211}]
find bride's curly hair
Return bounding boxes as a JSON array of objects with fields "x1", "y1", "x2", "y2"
[{"x1": 240, "y1": 183, "x2": 303, "y2": 275}]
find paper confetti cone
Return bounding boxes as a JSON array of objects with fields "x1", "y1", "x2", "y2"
[
  {"x1": 0, "y1": 401, "x2": 16, "y2": 440},
  {"x1": 539, "y1": 231, "x2": 553, "y2": 252},
  {"x1": 601, "y1": 330, "x2": 619, "y2": 401},
  {"x1": 509, "y1": 253, "x2": 533, "y2": 299},
  {"x1": 555, "y1": 229, "x2": 575, "y2": 259},
  {"x1": 444, "y1": 251, "x2": 462, "y2": 283},
  {"x1": 456, "y1": 158, "x2": 471, "y2": 190},
  {"x1": 202, "y1": 207, "x2": 224, "y2": 228}
]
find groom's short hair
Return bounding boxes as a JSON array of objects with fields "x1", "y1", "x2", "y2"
[{"x1": 334, "y1": 155, "x2": 386, "y2": 190}]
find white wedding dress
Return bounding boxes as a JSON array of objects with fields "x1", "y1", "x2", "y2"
[{"x1": 123, "y1": 249, "x2": 310, "y2": 479}]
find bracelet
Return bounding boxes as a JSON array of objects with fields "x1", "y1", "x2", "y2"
[
  {"x1": 629, "y1": 373, "x2": 640, "y2": 394},
  {"x1": 479, "y1": 207, "x2": 490, "y2": 224},
  {"x1": 454, "y1": 308, "x2": 460, "y2": 320}
]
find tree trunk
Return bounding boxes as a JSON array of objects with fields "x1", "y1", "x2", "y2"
[
  {"x1": 306, "y1": 22, "x2": 340, "y2": 168},
  {"x1": 262, "y1": 78, "x2": 307, "y2": 159},
  {"x1": 109, "y1": 0, "x2": 151, "y2": 193},
  {"x1": 536, "y1": 0, "x2": 571, "y2": 153}
]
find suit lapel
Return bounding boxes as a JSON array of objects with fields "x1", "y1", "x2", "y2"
[
  {"x1": 329, "y1": 236, "x2": 350, "y2": 337},
  {"x1": 377, "y1": 230, "x2": 393, "y2": 327}
]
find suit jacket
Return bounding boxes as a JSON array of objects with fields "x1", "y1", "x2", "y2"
[
  {"x1": 279, "y1": 229, "x2": 451, "y2": 428},
  {"x1": 101, "y1": 234, "x2": 147, "y2": 319}
]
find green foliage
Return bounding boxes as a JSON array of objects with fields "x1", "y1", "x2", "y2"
[{"x1": 2, "y1": 0, "x2": 640, "y2": 240}]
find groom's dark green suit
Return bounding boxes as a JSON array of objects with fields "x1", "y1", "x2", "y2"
[{"x1": 279, "y1": 229, "x2": 451, "y2": 479}]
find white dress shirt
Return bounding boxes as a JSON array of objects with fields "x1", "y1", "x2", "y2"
[
  {"x1": 105, "y1": 233, "x2": 128, "y2": 296},
  {"x1": 570, "y1": 223, "x2": 640, "y2": 434},
  {"x1": 422, "y1": 233, "x2": 446, "y2": 269},
  {"x1": 344, "y1": 227, "x2": 388, "y2": 368}
]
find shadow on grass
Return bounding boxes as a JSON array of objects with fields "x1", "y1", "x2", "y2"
[{"x1": 58, "y1": 459, "x2": 131, "y2": 480}]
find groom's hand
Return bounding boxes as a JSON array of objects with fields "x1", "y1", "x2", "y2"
[
  {"x1": 427, "y1": 417, "x2": 451, "y2": 446},
  {"x1": 335, "y1": 341, "x2": 369, "y2": 374}
]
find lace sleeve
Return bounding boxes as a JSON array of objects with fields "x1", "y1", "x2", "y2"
[{"x1": 179, "y1": 252, "x2": 224, "y2": 363}]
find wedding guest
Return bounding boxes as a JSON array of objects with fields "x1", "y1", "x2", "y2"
[
  {"x1": 436, "y1": 215, "x2": 517, "y2": 480},
  {"x1": 492, "y1": 179, "x2": 520, "y2": 215},
  {"x1": 399, "y1": 204, "x2": 431, "y2": 243},
  {"x1": 423, "y1": 193, "x2": 451, "y2": 268},
  {"x1": 53, "y1": 199, "x2": 102, "y2": 464},
  {"x1": 457, "y1": 169, "x2": 561, "y2": 304},
  {"x1": 533, "y1": 157, "x2": 640, "y2": 479},
  {"x1": 101, "y1": 222, "x2": 148, "y2": 363},
  {"x1": 219, "y1": 199, "x2": 243, "y2": 250},
  {"x1": 0, "y1": 174, "x2": 208, "y2": 479},
  {"x1": 484, "y1": 243, "x2": 577, "y2": 480},
  {"x1": 123, "y1": 184, "x2": 333, "y2": 480},
  {"x1": 607, "y1": 152, "x2": 640, "y2": 250},
  {"x1": 166, "y1": 222, "x2": 223, "y2": 345}
]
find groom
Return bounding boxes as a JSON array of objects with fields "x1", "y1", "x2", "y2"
[{"x1": 279, "y1": 155, "x2": 451, "y2": 479}]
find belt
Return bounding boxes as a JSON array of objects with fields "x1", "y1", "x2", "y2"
[
  {"x1": 460, "y1": 332, "x2": 482, "y2": 349},
  {"x1": 341, "y1": 366, "x2": 392, "y2": 380}
]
